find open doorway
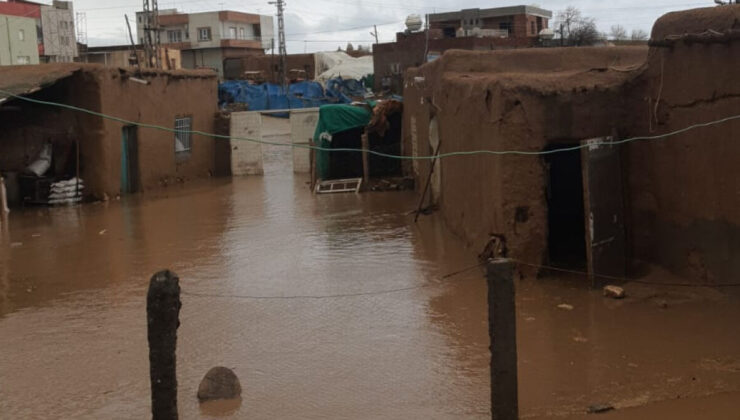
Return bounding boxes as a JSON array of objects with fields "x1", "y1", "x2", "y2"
[{"x1": 544, "y1": 144, "x2": 586, "y2": 268}]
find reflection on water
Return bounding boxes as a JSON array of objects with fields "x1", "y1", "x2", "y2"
[{"x1": 1, "y1": 121, "x2": 739, "y2": 419}]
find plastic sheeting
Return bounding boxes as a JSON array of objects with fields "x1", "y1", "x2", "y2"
[
  {"x1": 314, "y1": 52, "x2": 373, "y2": 83},
  {"x1": 219, "y1": 79, "x2": 371, "y2": 113},
  {"x1": 219, "y1": 81, "x2": 332, "y2": 111}
]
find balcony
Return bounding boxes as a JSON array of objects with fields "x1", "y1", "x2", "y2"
[{"x1": 220, "y1": 36, "x2": 263, "y2": 49}]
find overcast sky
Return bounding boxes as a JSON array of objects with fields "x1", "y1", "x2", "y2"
[{"x1": 73, "y1": 0, "x2": 713, "y2": 51}]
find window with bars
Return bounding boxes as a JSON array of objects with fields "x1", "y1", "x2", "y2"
[
  {"x1": 174, "y1": 117, "x2": 192, "y2": 158},
  {"x1": 198, "y1": 27, "x2": 211, "y2": 41}
]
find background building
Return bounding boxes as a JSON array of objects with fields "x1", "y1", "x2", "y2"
[
  {"x1": 373, "y1": 5, "x2": 552, "y2": 93},
  {"x1": 40, "y1": 0, "x2": 77, "y2": 62},
  {"x1": 136, "y1": 9, "x2": 274, "y2": 78},
  {"x1": 0, "y1": 0, "x2": 77, "y2": 64},
  {"x1": 0, "y1": 14, "x2": 39, "y2": 65}
]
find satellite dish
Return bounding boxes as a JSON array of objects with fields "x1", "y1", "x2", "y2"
[
  {"x1": 539, "y1": 28, "x2": 555, "y2": 40},
  {"x1": 405, "y1": 14, "x2": 423, "y2": 32}
]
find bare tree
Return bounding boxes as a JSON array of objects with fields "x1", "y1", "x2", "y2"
[
  {"x1": 631, "y1": 29, "x2": 649, "y2": 41},
  {"x1": 555, "y1": 6, "x2": 601, "y2": 46},
  {"x1": 345, "y1": 42, "x2": 355, "y2": 52},
  {"x1": 610, "y1": 25, "x2": 628, "y2": 41}
]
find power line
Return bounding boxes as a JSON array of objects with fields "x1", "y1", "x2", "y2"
[
  {"x1": 0, "y1": 89, "x2": 739, "y2": 161},
  {"x1": 513, "y1": 260, "x2": 740, "y2": 287},
  {"x1": 181, "y1": 261, "x2": 485, "y2": 300}
]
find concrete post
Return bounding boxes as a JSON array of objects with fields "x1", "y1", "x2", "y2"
[
  {"x1": 486, "y1": 259, "x2": 518, "y2": 420},
  {"x1": 147, "y1": 270, "x2": 181, "y2": 420}
]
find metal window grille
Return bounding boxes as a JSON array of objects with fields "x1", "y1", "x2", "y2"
[
  {"x1": 174, "y1": 117, "x2": 192, "y2": 155},
  {"x1": 198, "y1": 27, "x2": 211, "y2": 41}
]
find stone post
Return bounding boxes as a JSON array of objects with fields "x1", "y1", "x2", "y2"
[{"x1": 147, "y1": 270, "x2": 181, "y2": 420}]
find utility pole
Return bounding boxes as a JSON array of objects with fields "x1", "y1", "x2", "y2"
[
  {"x1": 370, "y1": 24, "x2": 378, "y2": 44},
  {"x1": 269, "y1": 0, "x2": 287, "y2": 92},
  {"x1": 142, "y1": 0, "x2": 161, "y2": 68},
  {"x1": 125, "y1": 15, "x2": 141, "y2": 70}
]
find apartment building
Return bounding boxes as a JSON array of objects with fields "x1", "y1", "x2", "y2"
[
  {"x1": 429, "y1": 5, "x2": 551, "y2": 39},
  {"x1": 136, "y1": 9, "x2": 274, "y2": 78},
  {"x1": 373, "y1": 5, "x2": 552, "y2": 93},
  {"x1": 0, "y1": 0, "x2": 78, "y2": 64},
  {"x1": 0, "y1": 14, "x2": 39, "y2": 65},
  {"x1": 40, "y1": 0, "x2": 77, "y2": 62}
]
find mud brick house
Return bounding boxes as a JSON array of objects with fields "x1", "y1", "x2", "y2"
[
  {"x1": 373, "y1": 5, "x2": 551, "y2": 93},
  {"x1": 0, "y1": 63, "x2": 219, "y2": 203},
  {"x1": 403, "y1": 5, "x2": 740, "y2": 283}
]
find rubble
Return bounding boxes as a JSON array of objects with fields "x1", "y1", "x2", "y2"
[{"x1": 603, "y1": 285, "x2": 626, "y2": 299}]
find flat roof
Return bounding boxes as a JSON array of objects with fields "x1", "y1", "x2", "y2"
[{"x1": 430, "y1": 5, "x2": 553, "y2": 22}]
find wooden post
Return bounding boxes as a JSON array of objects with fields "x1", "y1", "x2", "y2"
[
  {"x1": 486, "y1": 259, "x2": 518, "y2": 420},
  {"x1": 147, "y1": 270, "x2": 181, "y2": 420},
  {"x1": 361, "y1": 132, "x2": 370, "y2": 189}
]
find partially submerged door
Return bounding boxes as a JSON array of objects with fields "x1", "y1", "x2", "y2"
[
  {"x1": 121, "y1": 125, "x2": 139, "y2": 194},
  {"x1": 581, "y1": 136, "x2": 626, "y2": 285}
]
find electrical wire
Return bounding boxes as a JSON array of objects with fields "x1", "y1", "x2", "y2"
[
  {"x1": 1, "y1": 89, "x2": 739, "y2": 161},
  {"x1": 180, "y1": 261, "x2": 485, "y2": 300},
  {"x1": 513, "y1": 259, "x2": 740, "y2": 288}
]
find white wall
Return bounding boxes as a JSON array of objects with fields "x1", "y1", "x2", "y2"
[
  {"x1": 230, "y1": 111, "x2": 264, "y2": 175},
  {"x1": 289, "y1": 108, "x2": 319, "y2": 173},
  {"x1": 259, "y1": 15, "x2": 274, "y2": 50}
]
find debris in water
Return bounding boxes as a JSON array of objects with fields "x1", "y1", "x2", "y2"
[
  {"x1": 99, "y1": 229, "x2": 107, "y2": 235},
  {"x1": 557, "y1": 303, "x2": 574, "y2": 311},
  {"x1": 587, "y1": 403, "x2": 615, "y2": 414},
  {"x1": 10, "y1": 242, "x2": 22, "y2": 248},
  {"x1": 603, "y1": 285, "x2": 626, "y2": 299},
  {"x1": 573, "y1": 336, "x2": 589, "y2": 343},
  {"x1": 31, "y1": 233, "x2": 41, "y2": 238}
]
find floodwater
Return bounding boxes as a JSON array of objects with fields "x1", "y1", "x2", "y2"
[{"x1": 1, "y1": 117, "x2": 740, "y2": 419}]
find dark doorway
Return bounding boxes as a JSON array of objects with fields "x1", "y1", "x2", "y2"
[
  {"x1": 121, "y1": 125, "x2": 140, "y2": 194},
  {"x1": 544, "y1": 144, "x2": 586, "y2": 267},
  {"x1": 327, "y1": 127, "x2": 364, "y2": 179}
]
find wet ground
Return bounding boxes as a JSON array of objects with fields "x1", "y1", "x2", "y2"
[{"x1": 1, "y1": 117, "x2": 739, "y2": 419}]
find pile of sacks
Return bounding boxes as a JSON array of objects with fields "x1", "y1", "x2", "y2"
[{"x1": 48, "y1": 178, "x2": 84, "y2": 205}]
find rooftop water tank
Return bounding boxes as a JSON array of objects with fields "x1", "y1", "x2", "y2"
[{"x1": 405, "y1": 14, "x2": 423, "y2": 32}]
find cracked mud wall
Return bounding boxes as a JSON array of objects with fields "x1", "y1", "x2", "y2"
[
  {"x1": 403, "y1": 47, "x2": 646, "y2": 268},
  {"x1": 623, "y1": 5, "x2": 740, "y2": 282},
  {"x1": 404, "y1": 6, "x2": 740, "y2": 282}
]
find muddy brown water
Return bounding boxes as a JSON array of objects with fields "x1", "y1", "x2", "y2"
[{"x1": 1, "y1": 118, "x2": 740, "y2": 419}]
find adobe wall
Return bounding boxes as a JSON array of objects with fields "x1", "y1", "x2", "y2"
[
  {"x1": 373, "y1": 34, "x2": 538, "y2": 92},
  {"x1": 93, "y1": 67, "x2": 218, "y2": 198},
  {"x1": 403, "y1": 47, "x2": 647, "y2": 267},
  {"x1": 622, "y1": 5, "x2": 740, "y2": 281}
]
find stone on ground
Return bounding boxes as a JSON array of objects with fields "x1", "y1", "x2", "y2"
[{"x1": 197, "y1": 366, "x2": 242, "y2": 401}]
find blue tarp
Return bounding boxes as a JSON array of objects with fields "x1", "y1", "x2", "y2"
[{"x1": 219, "y1": 78, "x2": 370, "y2": 113}]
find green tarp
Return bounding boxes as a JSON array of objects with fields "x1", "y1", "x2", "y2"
[{"x1": 313, "y1": 104, "x2": 373, "y2": 180}]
